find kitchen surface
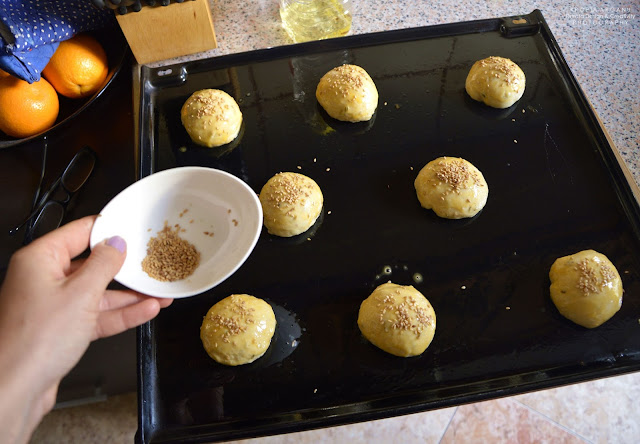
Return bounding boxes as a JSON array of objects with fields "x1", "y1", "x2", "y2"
[{"x1": 8, "y1": 0, "x2": 640, "y2": 442}]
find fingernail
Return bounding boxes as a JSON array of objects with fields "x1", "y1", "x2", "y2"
[{"x1": 106, "y1": 236, "x2": 126, "y2": 253}]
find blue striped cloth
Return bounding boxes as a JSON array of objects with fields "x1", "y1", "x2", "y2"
[{"x1": 0, "y1": 0, "x2": 114, "y2": 83}]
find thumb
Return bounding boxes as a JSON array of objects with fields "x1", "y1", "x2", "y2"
[{"x1": 71, "y1": 236, "x2": 127, "y2": 293}]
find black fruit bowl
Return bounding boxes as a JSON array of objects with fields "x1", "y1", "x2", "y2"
[{"x1": 0, "y1": 25, "x2": 129, "y2": 149}]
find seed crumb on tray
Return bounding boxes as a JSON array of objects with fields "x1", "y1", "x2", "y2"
[{"x1": 142, "y1": 221, "x2": 200, "y2": 282}]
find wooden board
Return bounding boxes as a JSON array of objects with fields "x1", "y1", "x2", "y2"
[{"x1": 116, "y1": 0, "x2": 217, "y2": 65}]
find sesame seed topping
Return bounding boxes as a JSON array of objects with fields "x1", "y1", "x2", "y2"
[
  {"x1": 341, "y1": 65, "x2": 362, "y2": 85},
  {"x1": 435, "y1": 158, "x2": 480, "y2": 193},
  {"x1": 376, "y1": 293, "x2": 433, "y2": 337},
  {"x1": 575, "y1": 258, "x2": 616, "y2": 294},
  {"x1": 263, "y1": 173, "x2": 309, "y2": 205},
  {"x1": 206, "y1": 295, "x2": 261, "y2": 342},
  {"x1": 477, "y1": 56, "x2": 523, "y2": 89},
  {"x1": 320, "y1": 64, "x2": 371, "y2": 99},
  {"x1": 210, "y1": 314, "x2": 245, "y2": 342},
  {"x1": 188, "y1": 93, "x2": 226, "y2": 118}
]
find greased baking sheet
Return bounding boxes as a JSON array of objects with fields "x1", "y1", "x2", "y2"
[{"x1": 136, "y1": 10, "x2": 640, "y2": 443}]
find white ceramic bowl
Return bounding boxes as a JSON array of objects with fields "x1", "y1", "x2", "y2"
[{"x1": 90, "y1": 167, "x2": 263, "y2": 298}]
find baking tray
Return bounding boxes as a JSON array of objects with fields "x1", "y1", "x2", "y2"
[{"x1": 135, "y1": 10, "x2": 640, "y2": 443}]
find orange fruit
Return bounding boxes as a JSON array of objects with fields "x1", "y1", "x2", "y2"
[
  {"x1": 43, "y1": 34, "x2": 108, "y2": 99},
  {"x1": 0, "y1": 76, "x2": 59, "y2": 138}
]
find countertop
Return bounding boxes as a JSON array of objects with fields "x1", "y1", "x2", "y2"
[{"x1": 32, "y1": 0, "x2": 640, "y2": 442}]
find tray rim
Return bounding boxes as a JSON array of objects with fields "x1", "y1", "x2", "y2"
[{"x1": 134, "y1": 9, "x2": 640, "y2": 443}]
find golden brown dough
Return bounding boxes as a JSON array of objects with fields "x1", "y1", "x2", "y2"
[
  {"x1": 200, "y1": 294, "x2": 276, "y2": 366},
  {"x1": 316, "y1": 64, "x2": 378, "y2": 122},
  {"x1": 465, "y1": 56, "x2": 526, "y2": 109},
  {"x1": 414, "y1": 156, "x2": 488, "y2": 219},
  {"x1": 549, "y1": 250, "x2": 623, "y2": 328},
  {"x1": 259, "y1": 172, "x2": 323, "y2": 237},
  {"x1": 357, "y1": 282, "x2": 436, "y2": 357},
  {"x1": 181, "y1": 89, "x2": 243, "y2": 147}
]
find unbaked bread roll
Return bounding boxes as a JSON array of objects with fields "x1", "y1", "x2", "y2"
[
  {"x1": 465, "y1": 56, "x2": 526, "y2": 109},
  {"x1": 414, "y1": 157, "x2": 488, "y2": 219},
  {"x1": 549, "y1": 250, "x2": 623, "y2": 328},
  {"x1": 200, "y1": 294, "x2": 276, "y2": 366},
  {"x1": 358, "y1": 282, "x2": 436, "y2": 357},
  {"x1": 181, "y1": 89, "x2": 243, "y2": 148},
  {"x1": 316, "y1": 64, "x2": 378, "y2": 122},
  {"x1": 259, "y1": 172, "x2": 323, "y2": 237}
]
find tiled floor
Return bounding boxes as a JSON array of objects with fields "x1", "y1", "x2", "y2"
[{"x1": 30, "y1": 371, "x2": 640, "y2": 444}]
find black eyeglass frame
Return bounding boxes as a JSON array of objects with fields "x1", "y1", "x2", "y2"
[{"x1": 9, "y1": 146, "x2": 98, "y2": 243}]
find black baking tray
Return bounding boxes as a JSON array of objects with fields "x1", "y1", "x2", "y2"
[{"x1": 135, "y1": 10, "x2": 640, "y2": 443}]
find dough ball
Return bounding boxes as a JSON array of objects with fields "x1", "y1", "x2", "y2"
[
  {"x1": 465, "y1": 56, "x2": 526, "y2": 109},
  {"x1": 259, "y1": 172, "x2": 323, "y2": 237},
  {"x1": 200, "y1": 294, "x2": 276, "y2": 366},
  {"x1": 181, "y1": 89, "x2": 243, "y2": 147},
  {"x1": 316, "y1": 64, "x2": 378, "y2": 122},
  {"x1": 414, "y1": 157, "x2": 488, "y2": 219},
  {"x1": 357, "y1": 282, "x2": 436, "y2": 357},
  {"x1": 549, "y1": 250, "x2": 623, "y2": 328}
]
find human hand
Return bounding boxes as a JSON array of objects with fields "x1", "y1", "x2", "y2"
[{"x1": 0, "y1": 215, "x2": 172, "y2": 444}]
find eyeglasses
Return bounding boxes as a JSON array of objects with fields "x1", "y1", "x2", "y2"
[{"x1": 10, "y1": 146, "x2": 97, "y2": 243}]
